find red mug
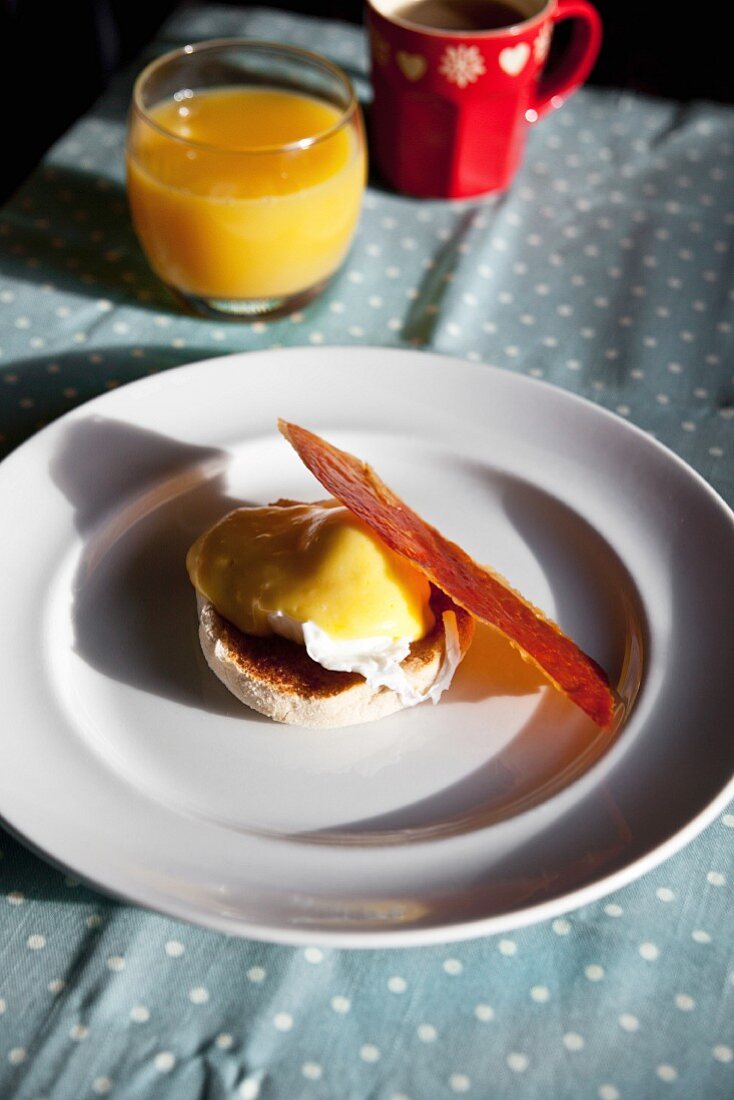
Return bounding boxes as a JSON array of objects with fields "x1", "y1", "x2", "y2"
[{"x1": 366, "y1": 0, "x2": 602, "y2": 198}]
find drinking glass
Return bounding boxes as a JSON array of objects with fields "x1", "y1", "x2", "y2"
[{"x1": 127, "y1": 40, "x2": 366, "y2": 318}]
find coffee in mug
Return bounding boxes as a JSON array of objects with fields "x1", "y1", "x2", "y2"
[{"x1": 393, "y1": 0, "x2": 531, "y2": 31}]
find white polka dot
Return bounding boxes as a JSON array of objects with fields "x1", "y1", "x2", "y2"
[
  {"x1": 722, "y1": 814, "x2": 734, "y2": 828},
  {"x1": 308, "y1": 332, "x2": 323, "y2": 345},
  {"x1": 707, "y1": 871, "x2": 726, "y2": 886},
  {"x1": 8, "y1": 1048, "x2": 27, "y2": 1065},
  {"x1": 713, "y1": 1045, "x2": 733, "y2": 1063},
  {"x1": 48, "y1": 979, "x2": 65, "y2": 995},
  {"x1": 302, "y1": 1062, "x2": 323, "y2": 1079},
  {"x1": 273, "y1": 1013, "x2": 293, "y2": 1032},
  {"x1": 598, "y1": 1086, "x2": 620, "y2": 1100},
  {"x1": 507, "y1": 1052, "x2": 529, "y2": 1073},
  {"x1": 216, "y1": 1033, "x2": 233, "y2": 1049},
  {"x1": 247, "y1": 966, "x2": 266, "y2": 982},
  {"x1": 331, "y1": 996, "x2": 351, "y2": 1014},
  {"x1": 639, "y1": 942, "x2": 659, "y2": 961},
  {"x1": 27, "y1": 934, "x2": 46, "y2": 950},
  {"x1": 656, "y1": 887, "x2": 675, "y2": 902},
  {"x1": 656, "y1": 1065, "x2": 678, "y2": 1082},
  {"x1": 388, "y1": 976, "x2": 407, "y2": 993},
  {"x1": 107, "y1": 955, "x2": 125, "y2": 972},
  {"x1": 154, "y1": 1052, "x2": 176, "y2": 1073},
  {"x1": 530, "y1": 985, "x2": 550, "y2": 1002},
  {"x1": 585, "y1": 965, "x2": 605, "y2": 982},
  {"x1": 449, "y1": 1074, "x2": 471, "y2": 1092},
  {"x1": 498, "y1": 939, "x2": 517, "y2": 956},
  {"x1": 239, "y1": 1079, "x2": 260, "y2": 1100},
  {"x1": 70, "y1": 1024, "x2": 90, "y2": 1041},
  {"x1": 692, "y1": 929, "x2": 712, "y2": 944},
  {"x1": 417, "y1": 1024, "x2": 438, "y2": 1042},
  {"x1": 0, "y1": 998, "x2": 5, "y2": 1014},
  {"x1": 552, "y1": 918, "x2": 571, "y2": 935},
  {"x1": 130, "y1": 1005, "x2": 150, "y2": 1023},
  {"x1": 474, "y1": 1003, "x2": 494, "y2": 1021},
  {"x1": 443, "y1": 958, "x2": 463, "y2": 975},
  {"x1": 304, "y1": 947, "x2": 323, "y2": 963},
  {"x1": 189, "y1": 987, "x2": 209, "y2": 1004},
  {"x1": 360, "y1": 1044, "x2": 380, "y2": 1062},
  {"x1": 165, "y1": 940, "x2": 185, "y2": 957},
  {"x1": 675, "y1": 993, "x2": 695, "y2": 1011},
  {"x1": 563, "y1": 1032, "x2": 584, "y2": 1051},
  {"x1": 7, "y1": 891, "x2": 25, "y2": 905},
  {"x1": 92, "y1": 1077, "x2": 113, "y2": 1094},
  {"x1": 619, "y1": 1014, "x2": 640, "y2": 1032}
]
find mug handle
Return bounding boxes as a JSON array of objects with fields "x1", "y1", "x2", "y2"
[{"x1": 529, "y1": 0, "x2": 602, "y2": 121}]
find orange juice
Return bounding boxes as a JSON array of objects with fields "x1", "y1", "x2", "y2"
[{"x1": 127, "y1": 87, "x2": 365, "y2": 302}]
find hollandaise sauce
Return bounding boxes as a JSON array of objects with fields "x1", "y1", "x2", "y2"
[{"x1": 186, "y1": 500, "x2": 434, "y2": 642}]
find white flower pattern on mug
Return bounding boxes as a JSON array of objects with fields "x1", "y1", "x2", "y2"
[{"x1": 439, "y1": 44, "x2": 486, "y2": 88}]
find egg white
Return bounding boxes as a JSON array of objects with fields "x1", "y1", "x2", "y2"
[{"x1": 266, "y1": 610, "x2": 461, "y2": 707}]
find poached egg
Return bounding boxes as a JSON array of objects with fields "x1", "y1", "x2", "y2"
[{"x1": 186, "y1": 499, "x2": 461, "y2": 706}]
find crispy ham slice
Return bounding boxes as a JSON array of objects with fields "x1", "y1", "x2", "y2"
[{"x1": 278, "y1": 419, "x2": 617, "y2": 729}]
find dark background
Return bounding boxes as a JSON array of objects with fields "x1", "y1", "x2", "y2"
[{"x1": 2, "y1": 0, "x2": 732, "y2": 202}]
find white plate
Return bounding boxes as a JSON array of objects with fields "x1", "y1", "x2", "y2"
[{"x1": 1, "y1": 347, "x2": 733, "y2": 947}]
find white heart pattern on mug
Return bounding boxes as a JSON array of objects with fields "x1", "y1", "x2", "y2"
[
  {"x1": 371, "y1": 30, "x2": 391, "y2": 68},
  {"x1": 397, "y1": 51, "x2": 427, "y2": 81},
  {"x1": 499, "y1": 42, "x2": 530, "y2": 76}
]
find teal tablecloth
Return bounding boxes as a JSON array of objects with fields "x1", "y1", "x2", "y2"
[{"x1": 1, "y1": 7, "x2": 733, "y2": 1099}]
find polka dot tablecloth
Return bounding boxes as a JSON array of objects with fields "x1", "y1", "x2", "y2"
[{"x1": 1, "y1": 6, "x2": 733, "y2": 1099}]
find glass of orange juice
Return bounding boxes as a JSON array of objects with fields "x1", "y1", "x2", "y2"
[{"x1": 126, "y1": 40, "x2": 366, "y2": 318}]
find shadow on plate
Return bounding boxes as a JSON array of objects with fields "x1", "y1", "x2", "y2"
[
  {"x1": 51, "y1": 415, "x2": 263, "y2": 718},
  {"x1": 293, "y1": 467, "x2": 645, "y2": 842}
]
